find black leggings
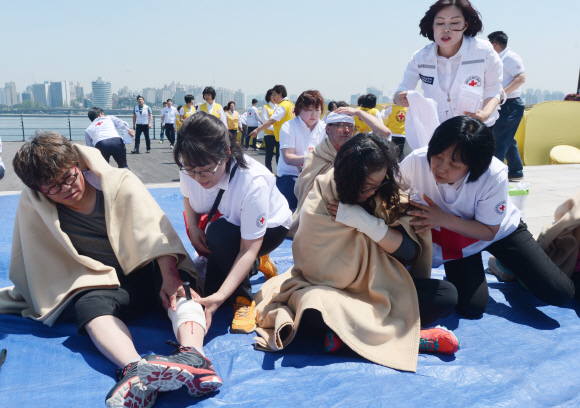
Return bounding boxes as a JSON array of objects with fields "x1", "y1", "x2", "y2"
[
  {"x1": 303, "y1": 278, "x2": 457, "y2": 331},
  {"x1": 264, "y1": 135, "x2": 277, "y2": 172},
  {"x1": 204, "y1": 218, "x2": 289, "y2": 305},
  {"x1": 444, "y1": 220, "x2": 575, "y2": 318}
]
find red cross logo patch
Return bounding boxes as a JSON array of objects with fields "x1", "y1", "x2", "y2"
[
  {"x1": 465, "y1": 76, "x2": 482, "y2": 87},
  {"x1": 256, "y1": 212, "x2": 267, "y2": 228},
  {"x1": 95, "y1": 121, "x2": 103, "y2": 126},
  {"x1": 494, "y1": 200, "x2": 507, "y2": 215},
  {"x1": 396, "y1": 111, "x2": 406, "y2": 122}
]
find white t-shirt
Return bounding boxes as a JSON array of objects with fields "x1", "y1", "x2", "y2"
[
  {"x1": 197, "y1": 102, "x2": 228, "y2": 127},
  {"x1": 180, "y1": 105, "x2": 195, "y2": 117},
  {"x1": 246, "y1": 105, "x2": 260, "y2": 127},
  {"x1": 277, "y1": 117, "x2": 327, "y2": 177},
  {"x1": 499, "y1": 47, "x2": 525, "y2": 99},
  {"x1": 239, "y1": 112, "x2": 247, "y2": 126},
  {"x1": 261, "y1": 102, "x2": 277, "y2": 132},
  {"x1": 271, "y1": 98, "x2": 290, "y2": 122},
  {"x1": 161, "y1": 106, "x2": 178, "y2": 124},
  {"x1": 399, "y1": 147, "x2": 520, "y2": 267},
  {"x1": 180, "y1": 155, "x2": 292, "y2": 240},
  {"x1": 84, "y1": 116, "x2": 128, "y2": 147}
]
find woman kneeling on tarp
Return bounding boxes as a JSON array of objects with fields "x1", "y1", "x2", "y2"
[{"x1": 254, "y1": 133, "x2": 459, "y2": 373}]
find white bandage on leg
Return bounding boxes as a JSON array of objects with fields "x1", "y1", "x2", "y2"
[{"x1": 168, "y1": 297, "x2": 207, "y2": 336}]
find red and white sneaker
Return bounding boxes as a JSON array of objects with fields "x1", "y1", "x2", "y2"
[
  {"x1": 137, "y1": 341, "x2": 223, "y2": 397},
  {"x1": 105, "y1": 361, "x2": 157, "y2": 408},
  {"x1": 419, "y1": 326, "x2": 461, "y2": 354}
]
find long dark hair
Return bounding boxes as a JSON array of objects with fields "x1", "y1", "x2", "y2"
[
  {"x1": 174, "y1": 111, "x2": 248, "y2": 171},
  {"x1": 334, "y1": 133, "x2": 402, "y2": 215},
  {"x1": 419, "y1": 0, "x2": 483, "y2": 41}
]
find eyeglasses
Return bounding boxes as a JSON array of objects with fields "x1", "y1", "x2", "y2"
[
  {"x1": 360, "y1": 175, "x2": 390, "y2": 195},
  {"x1": 39, "y1": 166, "x2": 80, "y2": 195},
  {"x1": 331, "y1": 123, "x2": 355, "y2": 130},
  {"x1": 181, "y1": 159, "x2": 223, "y2": 178}
]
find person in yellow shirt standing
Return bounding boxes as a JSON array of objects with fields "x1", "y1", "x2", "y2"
[
  {"x1": 382, "y1": 104, "x2": 407, "y2": 161},
  {"x1": 197, "y1": 87, "x2": 228, "y2": 127},
  {"x1": 225, "y1": 101, "x2": 242, "y2": 140},
  {"x1": 249, "y1": 84, "x2": 294, "y2": 161},
  {"x1": 179, "y1": 94, "x2": 196, "y2": 125},
  {"x1": 175, "y1": 105, "x2": 183, "y2": 133},
  {"x1": 354, "y1": 94, "x2": 383, "y2": 134},
  {"x1": 261, "y1": 89, "x2": 278, "y2": 172}
]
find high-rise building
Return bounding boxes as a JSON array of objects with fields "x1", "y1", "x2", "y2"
[
  {"x1": 542, "y1": 90, "x2": 551, "y2": 102},
  {"x1": 5, "y1": 82, "x2": 17, "y2": 106},
  {"x1": 234, "y1": 90, "x2": 246, "y2": 110},
  {"x1": 142, "y1": 88, "x2": 156, "y2": 105},
  {"x1": 350, "y1": 93, "x2": 362, "y2": 105},
  {"x1": 22, "y1": 92, "x2": 33, "y2": 102},
  {"x1": 92, "y1": 77, "x2": 112, "y2": 109},
  {"x1": 533, "y1": 89, "x2": 543, "y2": 105},
  {"x1": 16, "y1": 93, "x2": 22, "y2": 104},
  {"x1": 0, "y1": 89, "x2": 6, "y2": 105},
  {"x1": 156, "y1": 88, "x2": 172, "y2": 103},
  {"x1": 32, "y1": 83, "x2": 51, "y2": 107},
  {"x1": 173, "y1": 89, "x2": 186, "y2": 104},
  {"x1": 551, "y1": 91, "x2": 565, "y2": 101},
  {"x1": 366, "y1": 86, "x2": 383, "y2": 103},
  {"x1": 524, "y1": 88, "x2": 534, "y2": 105},
  {"x1": 48, "y1": 81, "x2": 71, "y2": 107}
]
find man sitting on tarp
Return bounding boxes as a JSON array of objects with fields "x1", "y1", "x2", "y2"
[{"x1": 0, "y1": 131, "x2": 223, "y2": 407}]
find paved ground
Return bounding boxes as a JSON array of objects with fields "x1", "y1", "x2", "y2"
[{"x1": 1, "y1": 140, "x2": 578, "y2": 237}]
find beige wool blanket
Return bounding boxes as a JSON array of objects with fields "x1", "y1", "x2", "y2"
[
  {"x1": 0, "y1": 145, "x2": 200, "y2": 326},
  {"x1": 289, "y1": 137, "x2": 337, "y2": 235},
  {"x1": 255, "y1": 170, "x2": 432, "y2": 372},
  {"x1": 537, "y1": 191, "x2": 580, "y2": 277}
]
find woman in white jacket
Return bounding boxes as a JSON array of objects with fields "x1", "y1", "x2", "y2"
[{"x1": 394, "y1": 0, "x2": 503, "y2": 128}]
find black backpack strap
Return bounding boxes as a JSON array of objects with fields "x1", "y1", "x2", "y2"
[{"x1": 207, "y1": 162, "x2": 239, "y2": 222}]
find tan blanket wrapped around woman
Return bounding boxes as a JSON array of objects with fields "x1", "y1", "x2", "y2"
[
  {"x1": 289, "y1": 137, "x2": 337, "y2": 236},
  {"x1": 0, "y1": 145, "x2": 200, "y2": 326},
  {"x1": 537, "y1": 191, "x2": 580, "y2": 277},
  {"x1": 255, "y1": 169, "x2": 432, "y2": 372}
]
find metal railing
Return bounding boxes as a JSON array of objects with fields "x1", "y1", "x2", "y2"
[{"x1": 0, "y1": 114, "x2": 165, "y2": 142}]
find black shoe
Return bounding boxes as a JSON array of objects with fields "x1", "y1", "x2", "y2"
[
  {"x1": 131, "y1": 149, "x2": 140, "y2": 154},
  {"x1": 105, "y1": 361, "x2": 157, "y2": 408},
  {"x1": 146, "y1": 149, "x2": 151, "y2": 153},
  {"x1": 137, "y1": 340, "x2": 223, "y2": 397}
]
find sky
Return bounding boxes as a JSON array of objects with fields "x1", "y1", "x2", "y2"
[{"x1": 1, "y1": 0, "x2": 579, "y2": 102}]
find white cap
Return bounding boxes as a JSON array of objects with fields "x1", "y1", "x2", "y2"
[{"x1": 325, "y1": 112, "x2": 355, "y2": 125}]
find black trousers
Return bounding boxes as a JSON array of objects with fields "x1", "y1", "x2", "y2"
[
  {"x1": 245, "y1": 126, "x2": 258, "y2": 148},
  {"x1": 95, "y1": 137, "x2": 128, "y2": 169},
  {"x1": 391, "y1": 136, "x2": 406, "y2": 162},
  {"x1": 69, "y1": 261, "x2": 193, "y2": 335},
  {"x1": 444, "y1": 220, "x2": 576, "y2": 318},
  {"x1": 264, "y1": 135, "x2": 276, "y2": 172},
  {"x1": 0, "y1": 166, "x2": 4, "y2": 180},
  {"x1": 303, "y1": 278, "x2": 458, "y2": 331},
  {"x1": 204, "y1": 218, "x2": 289, "y2": 305},
  {"x1": 229, "y1": 129, "x2": 238, "y2": 141},
  {"x1": 134, "y1": 124, "x2": 150, "y2": 151},
  {"x1": 164, "y1": 123, "x2": 176, "y2": 146}
]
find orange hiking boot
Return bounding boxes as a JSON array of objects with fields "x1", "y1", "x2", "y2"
[
  {"x1": 231, "y1": 296, "x2": 257, "y2": 334},
  {"x1": 419, "y1": 326, "x2": 460, "y2": 354},
  {"x1": 259, "y1": 254, "x2": 278, "y2": 280}
]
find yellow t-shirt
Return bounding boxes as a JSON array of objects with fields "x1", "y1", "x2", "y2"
[
  {"x1": 354, "y1": 107, "x2": 379, "y2": 134},
  {"x1": 273, "y1": 100, "x2": 295, "y2": 142}
]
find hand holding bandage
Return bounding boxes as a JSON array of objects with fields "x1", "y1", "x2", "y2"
[{"x1": 334, "y1": 202, "x2": 389, "y2": 243}]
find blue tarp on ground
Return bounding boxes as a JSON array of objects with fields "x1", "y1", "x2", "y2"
[{"x1": 1, "y1": 188, "x2": 579, "y2": 408}]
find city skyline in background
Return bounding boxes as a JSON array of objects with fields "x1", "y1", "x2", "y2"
[{"x1": 0, "y1": 75, "x2": 569, "y2": 112}]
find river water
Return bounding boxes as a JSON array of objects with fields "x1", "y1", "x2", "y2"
[{"x1": 0, "y1": 115, "x2": 165, "y2": 141}]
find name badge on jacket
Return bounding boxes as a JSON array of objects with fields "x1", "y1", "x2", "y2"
[{"x1": 420, "y1": 74, "x2": 434, "y2": 85}]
